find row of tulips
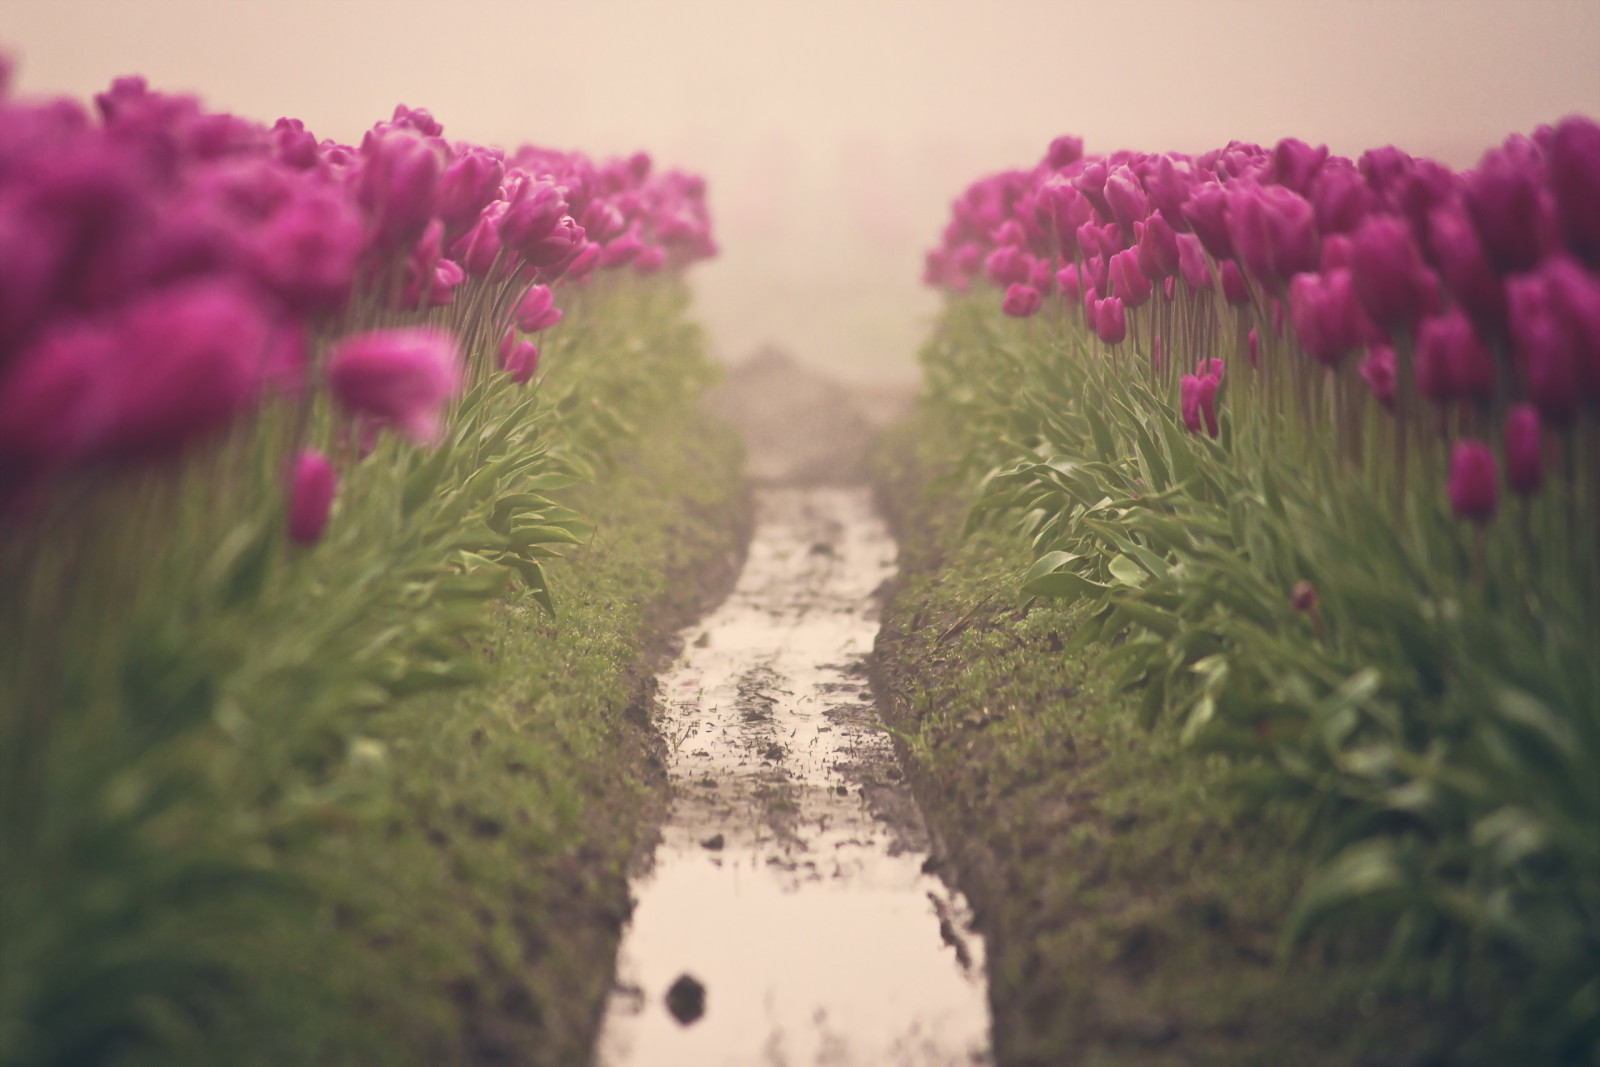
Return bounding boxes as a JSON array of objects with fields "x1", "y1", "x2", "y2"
[
  {"x1": 0, "y1": 62, "x2": 718, "y2": 1067},
  {"x1": 921, "y1": 122, "x2": 1597, "y2": 1061}
]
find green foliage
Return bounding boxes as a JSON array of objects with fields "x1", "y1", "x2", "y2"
[
  {"x1": 0, "y1": 275, "x2": 727, "y2": 1067},
  {"x1": 922, "y1": 291, "x2": 1600, "y2": 1063}
]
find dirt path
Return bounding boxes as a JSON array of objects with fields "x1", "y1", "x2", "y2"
[{"x1": 595, "y1": 487, "x2": 991, "y2": 1067}]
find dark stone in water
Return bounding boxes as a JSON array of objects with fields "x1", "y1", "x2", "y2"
[
  {"x1": 700, "y1": 833, "x2": 725, "y2": 851},
  {"x1": 665, "y1": 973, "x2": 706, "y2": 1025}
]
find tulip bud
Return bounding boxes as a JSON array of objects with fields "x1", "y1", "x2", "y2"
[
  {"x1": 1104, "y1": 165, "x2": 1149, "y2": 235},
  {"x1": 1095, "y1": 296, "x2": 1126, "y2": 344},
  {"x1": 328, "y1": 326, "x2": 463, "y2": 446},
  {"x1": 514, "y1": 285, "x2": 563, "y2": 332},
  {"x1": 1181, "y1": 184, "x2": 1234, "y2": 260},
  {"x1": 1271, "y1": 138, "x2": 1329, "y2": 195},
  {"x1": 1361, "y1": 344, "x2": 1397, "y2": 409},
  {"x1": 1002, "y1": 283, "x2": 1043, "y2": 318},
  {"x1": 1547, "y1": 116, "x2": 1600, "y2": 266},
  {"x1": 1464, "y1": 148, "x2": 1557, "y2": 274},
  {"x1": 1348, "y1": 216, "x2": 1439, "y2": 330},
  {"x1": 1503, "y1": 403, "x2": 1543, "y2": 496},
  {"x1": 287, "y1": 449, "x2": 337, "y2": 545},
  {"x1": 1414, "y1": 308, "x2": 1496, "y2": 402},
  {"x1": 1045, "y1": 134, "x2": 1084, "y2": 169},
  {"x1": 1073, "y1": 161, "x2": 1113, "y2": 221},
  {"x1": 357, "y1": 132, "x2": 441, "y2": 251},
  {"x1": 436, "y1": 149, "x2": 505, "y2": 238},
  {"x1": 1136, "y1": 214, "x2": 1180, "y2": 279},
  {"x1": 1219, "y1": 261, "x2": 1250, "y2": 306},
  {"x1": 1447, "y1": 439, "x2": 1498, "y2": 522},
  {"x1": 1109, "y1": 249, "x2": 1153, "y2": 307},
  {"x1": 497, "y1": 330, "x2": 539, "y2": 384},
  {"x1": 1180, "y1": 372, "x2": 1220, "y2": 437},
  {"x1": 1290, "y1": 579, "x2": 1318, "y2": 614},
  {"x1": 1176, "y1": 234, "x2": 1213, "y2": 291}
]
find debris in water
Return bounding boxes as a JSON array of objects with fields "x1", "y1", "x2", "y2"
[
  {"x1": 665, "y1": 973, "x2": 706, "y2": 1025},
  {"x1": 700, "y1": 833, "x2": 725, "y2": 851}
]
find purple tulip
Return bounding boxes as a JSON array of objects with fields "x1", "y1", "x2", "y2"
[
  {"x1": 514, "y1": 285, "x2": 563, "y2": 333},
  {"x1": 1108, "y1": 249, "x2": 1153, "y2": 307},
  {"x1": 498, "y1": 179, "x2": 568, "y2": 259},
  {"x1": 1095, "y1": 296, "x2": 1127, "y2": 344},
  {"x1": 1073, "y1": 161, "x2": 1113, "y2": 221},
  {"x1": 980, "y1": 244, "x2": 1027, "y2": 288},
  {"x1": 328, "y1": 326, "x2": 462, "y2": 446},
  {"x1": 1502, "y1": 403, "x2": 1543, "y2": 496},
  {"x1": 1180, "y1": 184, "x2": 1235, "y2": 260},
  {"x1": 1360, "y1": 344, "x2": 1397, "y2": 409},
  {"x1": 1506, "y1": 257, "x2": 1600, "y2": 421},
  {"x1": 1347, "y1": 216, "x2": 1439, "y2": 330},
  {"x1": 246, "y1": 187, "x2": 363, "y2": 316},
  {"x1": 1227, "y1": 184, "x2": 1319, "y2": 287},
  {"x1": 1180, "y1": 372, "x2": 1220, "y2": 437},
  {"x1": 1426, "y1": 204, "x2": 1507, "y2": 335},
  {"x1": 1447, "y1": 439, "x2": 1498, "y2": 522},
  {"x1": 1547, "y1": 115, "x2": 1600, "y2": 265},
  {"x1": 1414, "y1": 308, "x2": 1496, "y2": 401},
  {"x1": 1104, "y1": 165, "x2": 1149, "y2": 235},
  {"x1": 1175, "y1": 233, "x2": 1213, "y2": 291},
  {"x1": 356, "y1": 132, "x2": 441, "y2": 251},
  {"x1": 287, "y1": 449, "x2": 337, "y2": 545},
  {"x1": 1145, "y1": 154, "x2": 1194, "y2": 229},
  {"x1": 1135, "y1": 214, "x2": 1180, "y2": 279},
  {"x1": 1219, "y1": 261, "x2": 1250, "y2": 306},
  {"x1": 1055, "y1": 264, "x2": 1082, "y2": 302},
  {"x1": 1289, "y1": 269, "x2": 1378, "y2": 366},
  {"x1": 1002, "y1": 283, "x2": 1043, "y2": 318},
  {"x1": 1309, "y1": 162, "x2": 1376, "y2": 235},
  {"x1": 1270, "y1": 137, "x2": 1329, "y2": 194},
  {"x1": 436, "y1": 149, "x2": 505, "y2": 238},
  {"x1": 1045, "y1": 134, "x2": 1084, "y2": 169},
  {"x1": 1041, "y1": 179, "x2": 1094, "y2": 255},
  {"x1": 497, "y1": 331, "x2": 539, "y2": 384},
  {"x1": 1464, "y1": 148, "x2": 1557, "y2": 274}
]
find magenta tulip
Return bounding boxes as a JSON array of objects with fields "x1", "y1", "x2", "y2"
[
  {"x1": 1176, "y1": 234, "x2": 1213, "y2": 291},
  {"x1": 287, "y1": 449, "x2": 336, "y2": 545},
  {"x1": 1547, "y1": 116, "x2": 1600, "y2": 266},
  {"x1": 1502, "y1": 403, "x2": 1543, "y2": 496},
  {"x1": 1002, "y1": 283, "x2": 1043, "y2": 318},
  {"x1": 1219, "y1": 261, "x2": 1250, "y2": 306},
  {"x1": 514, "y1": 285, "x2": 563, "y2": 333},
  {"x1": 1095, "y1": 296, "x2": 1127, "y2": 344},
  {"x1": 1109, "y1": 249, "x2": 1153, "y2": 307},
  {"x1": 1360, "y1": 344, "x2": 1397, "y2": 409},
  {"x1": 1347, "y1": 216, "x2": 1439, "y2": 330},
  {"x1": 328, "y1": 326, "x2": 462, "y2": 446},
  {"x1": 1414, "y1": 308, "x2": 1495, "y2": 401},
  {"x1": 497, "y1": 331, "x2": 539, "y2": 384},
  {"x1": 1180, "y1": 372, "x2": 1220, "y2": 437},
  {"x1": 1447, "y1": 439, "x2": 1498, "y2": 522}
]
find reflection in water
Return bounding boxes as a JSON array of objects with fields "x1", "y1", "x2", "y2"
[{"x1": 597, "y1": 488, "x2": 991, "y2": 1067}]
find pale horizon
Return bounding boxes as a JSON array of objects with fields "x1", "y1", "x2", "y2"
[{"x1": 6, "y1": 0, "x2": 1599, "y2": 383}]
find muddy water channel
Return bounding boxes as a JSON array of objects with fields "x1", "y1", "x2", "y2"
[{"x1": 596, "y1": 487, "x2": 992, "y2": 1067}]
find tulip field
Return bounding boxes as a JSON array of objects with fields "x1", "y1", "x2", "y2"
[
  {"x1": 0, "y1": 67, "x2": 748, "y2": 1067},
  {"x1": 900, "y1": 123, "x2": 1598, "y2": 1062}
]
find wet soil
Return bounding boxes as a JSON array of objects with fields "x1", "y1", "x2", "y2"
[{"x1": 596, "y1": 487, "x2": 991, "y2": 1067}]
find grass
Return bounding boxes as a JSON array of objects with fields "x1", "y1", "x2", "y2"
[
  {"x1": 870, "y1": 404, "x2": 1497, "y2": 1067},
  {"x1": 129, "y1": 394, "x2": 751, "y2": 1067}
]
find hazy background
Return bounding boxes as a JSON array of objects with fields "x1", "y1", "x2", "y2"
[{"x1": 5, "y1": 0, "x2": 1599, "y2": 384}]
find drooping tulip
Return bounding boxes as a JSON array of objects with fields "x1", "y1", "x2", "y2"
[
  {"x1": 1094, "y1": 296, "x2": 1126, "y2": 344},
  {"x1": 1502, "y1": 403, "x2": 1543, "y2": 496},
  {"x1": 497, "y1": 331, "x2": 539, "y2": 384},
  {"x1": 1180, "y1": 372, "x2": 1220, "y2": 437},
  {"x1": 1447, "y1": 439, "x2": 1498, "y2": 522},
  {"x1": 287, "y1": 449, "x2": 337, "y2": 545},
  {"x1": 328, "y1": 326, "x2": 462, "y2": 446},
  {"x1": 1002, "y1": 283, "x2": 1042, "y2": 318}
]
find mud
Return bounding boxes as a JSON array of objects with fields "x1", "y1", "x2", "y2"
[{"x1": 595, "y1": 487, "x2": 991, "y2": 1067}]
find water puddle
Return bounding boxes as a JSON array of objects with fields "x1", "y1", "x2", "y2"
[{"x1": 596, "y1": 487, "x2": 992, "y2": 1067}]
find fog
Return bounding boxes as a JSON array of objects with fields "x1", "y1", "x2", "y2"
[{"x1": 6, "y1": 0, "x2": 1599, "y2": 383}]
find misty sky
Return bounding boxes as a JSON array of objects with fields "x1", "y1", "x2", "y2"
[{"x1": 6, "y1": 0, "x2": 1599, "y2": 383}]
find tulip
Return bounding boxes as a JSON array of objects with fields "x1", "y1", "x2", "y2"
[
  {"x1": 1002, "y1": 283, "x2": 1042, "y2": 318},
  {"x1": 1360, "y1": 344, "x2": 1397, "y2": 409},
  {"x1": 452, "y1": 200, "x2": 508, "y2": 278},
  {"x1": 356, "y1": 132, "x2": 440, "y2": 251},
  {"x1": 1180, "y1": 372, "x2": 1220, "y2": 437},
  {"x1": 499, "y1": 179, "x2": 568, "y2": 259},
  {"x1": 1027, "y1": 256, "x2": 1056, "y2": 295},
  {"x1": 246, "y1": 188, "x2": 363, "y2": 316},
  {"x1": 1227, "y1": 184, "x2": 1319, "y2": 287},
  {"x1": 1463, "y1": 148, "x2": 1556, "y2": 274},
  {"x1": 1413, "y1": 308, "x2": 1495, "y2": 401},
  {"x1": 1447, "y1": 439, "x2": 1498, "y2": 522},
  {"x1": 436, "y1": 149, "x2": 505, "y2": 238},
  {"x1": 328, "y1": 326, "x2": 463, "y2": 446},
  {"x1": 1219, "y1": 261, "x2": 1250, "y2": 306},
  {"x1": 1104, "y1": 165, "x2": 1149, "y2": 236},
  {"x1": 1072, "y1": 161, "x2": 1113, "y2": 221},
  {"x1": 1180, "y1": 184, "x2": 1234, "y2": 260},
  {"x1": 1045, "y1": 134, "x2": 1084, "y2": 169},
  {"x1": 1095, "y1": 296, "x2": 1126, "y2": 344},
  {"x1": 1502, "y1": 403, "x2": 1543, "y2": 496},
  {"x1": 1176, "y1": 234, "x2": 1213, "y2": 291},
  {"x1": 984, "y1": 245, "x2": 1031, "y2": 288},
  {"x1": 1426, "y1": 204, "x2": 1507, "y2": 335},
  {"x1": 1145, "y1": 154, "x2": 1193, "y2": 229},
  {"x1": 1270, "y1": 137, "x2": 1329, "y2": 194},
  {"x1": 1289, "y1": 269, "x2": 1378, "y2": 366},
  {"x1": 1347, "y1": 216, "x2": 1439, "y2": 330},
  {"x1": 1055, "y1": 264, "x2": 1082, "y2": 302},
  {"x1": 497, "y1": 331, "x2": 539, "y2": 384},
  {"x1": 514, "y1": 285, "x2": 563, "y2": 333},
  {"x1": 1042, "y1": 180, "x2": 1093, "y2": 254},
  {"x1": 1309, "y1": 163, "x2": 1376, "y2": 235},
  {"x1": 1547, "y1": 115, "x2": 1600, "y2": 265},
  {"x1": 1135, "y1": 214, "x2": 1180, "y2": 279},
  {"x1": 1108, "y1": 249, "x2": 1153, "y2": 307},
  {"x1": 287, "y1": 449, "x2": 337, "y2": 545},
  {"x1": 1507, "y1": 262, "x2": 1593, "y2": 422}
]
